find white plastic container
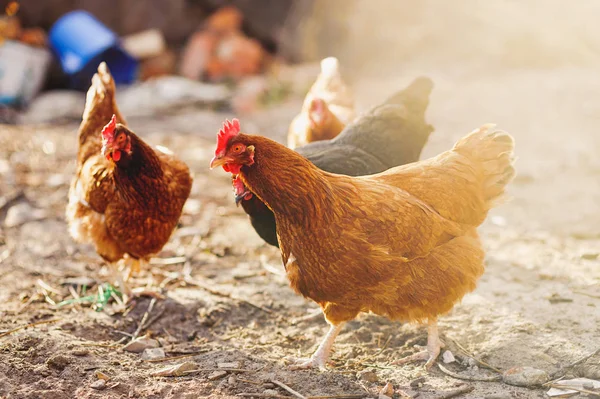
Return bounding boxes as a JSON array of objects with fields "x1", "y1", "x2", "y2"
[{"x1": 0, "y1": 40, "x2": 51, "y2": 106}]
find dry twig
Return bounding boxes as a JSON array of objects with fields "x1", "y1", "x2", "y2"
[
  {"x1": 448, "y1": 338, "x2": 502, "y2": 373},
  {"x1": 573, "y1": 290, "x2": 600, "y2": 299},
  {"x1": 272, "y1": 380, "x2": 307, "y2": 399},
  {"x1": 0, "y1": 319, "x2": 59, "y2": 339},
  {"x1": 551, "y1": 346, "x2": 600, "y2": 378},
  {"x1": 437, "y1": 363, "x2": 501, "y2": 382},
  {"x1": 432, "y1": 385, "x2": 474, "y2": 399},
  {"x1": 547, "y1": 383, "x2": 600, "y2": 397},
  {"x1": 131, "y1": 297, "x2": 157, "y2": 340},
  {"x1": 178, "y1": 367, "x2": 252, "y2": 375},
  {"x1": 145, "y1": 350, "x2": 210, "y2": 363}
]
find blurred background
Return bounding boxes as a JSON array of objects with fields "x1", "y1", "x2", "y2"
[{"x1": 1, "y1": 0, "x2": 599, "y2": 234}]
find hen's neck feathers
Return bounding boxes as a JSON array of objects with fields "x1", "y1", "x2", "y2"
[
  {"x1": 239, "y1": 135, "x2": 335, "y2": 226},
  {"x1": 113, "y1": 133, "x2": 164, "y2": 201}
]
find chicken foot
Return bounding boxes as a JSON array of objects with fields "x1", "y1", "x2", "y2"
[
  {"x1": 392, "y1": 318, "x2": 444, "y2": 370},
  {"x1": 289, "y1": 322, "x2": 344, "y2": 370}
]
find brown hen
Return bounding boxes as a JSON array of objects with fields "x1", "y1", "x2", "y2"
[
  {"x1": 287, "y1": 57, "x2": 355, "y2": 149},
  {"x1": 211, "y1": 119, "x2": 515, "y2": 370},
  {"x1": 66, "y1": 63, "x2": 192, "y2": 294}
]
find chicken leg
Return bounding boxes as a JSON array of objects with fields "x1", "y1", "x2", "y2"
[
  {"x1": 392, "y1": 318, "x2": 444, "y2": 370},
  {"x1": 289, "y1": 322, "x2": 344, "y2": 370}
]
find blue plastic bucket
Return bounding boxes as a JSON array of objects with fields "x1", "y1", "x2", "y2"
[{"x1": 49, "y1": 10, "x2": 138, "y2": 90}]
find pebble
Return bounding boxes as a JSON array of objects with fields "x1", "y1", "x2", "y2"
[
  {"x1": 141, "y1": 348, "x2": 165, "y2": 360},
  {"x1": 503, "y1": 366, "x2": 549, "y2": 387},
  {"x1": 90, "y1": 379, "x2": 106, "y2": 390},
  {"x1": 358, "y1": 370, "x2": 378, "y2": 383},
  {"x1": 379, "y1": 382, "x2": 394, "y2": 397},
  {"x1": 152, "y1": 361, "x2": 197, "y2": 377},
  {"x1": 70, "y1": 349, "x2": 89, "y2": 357},
  {"x1": 263, "y1": 389, "x2": 279, "y2": 396},
  {"x1": 123, "y1": 337, "x2": 159, "y2": 353},
  {"x1": 484, "y1": 395, "x2": 511, "y2": 399},
  {"x1": 442, "y1": 350, "x2": 456, "y2": 364},
  {"x1": 409, "y1": 376, "x2": 426, "y2": 388}
]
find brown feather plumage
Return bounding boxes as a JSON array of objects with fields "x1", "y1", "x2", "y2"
[
  {"x1": 66, "y1": 63, "x2": 192, "y2": 270},
  {"x1": 217, "y1": 124, "x2": 514, "y2": 328}
]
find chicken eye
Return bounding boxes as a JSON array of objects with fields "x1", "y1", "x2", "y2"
[{"x1": 233, "y1": 145, "x2": 243, "y2": 153}]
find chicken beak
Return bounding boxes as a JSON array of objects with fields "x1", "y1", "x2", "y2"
[
  {"x1": 234, "y1": 193, "x2": 245, "y2": 206},
  {"x1": 210, "y1": 156, "x2": 228, "y2": 169}
]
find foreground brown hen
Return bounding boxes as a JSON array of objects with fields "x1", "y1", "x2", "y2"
[
  {"x1": 66, "y1": 63, "x2": 193, "y2": 293},
  {"x1": 211, "y1": 119, "x2": 515, "y2": 370}
]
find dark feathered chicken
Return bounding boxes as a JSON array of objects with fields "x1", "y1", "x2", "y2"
[{"x1": 235, "y1": 76, "x2": 435, "y2": 247}]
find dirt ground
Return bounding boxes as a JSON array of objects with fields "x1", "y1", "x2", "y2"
[{"x1": 1, "y1": 62, "x2": 600, "y2": 399}]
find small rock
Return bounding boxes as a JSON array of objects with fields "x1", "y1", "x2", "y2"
[
  {"x1": 218, "y1": 362, "x2": 240, "y2": 369},
  {"x1": 151, "y1": 361, "x2": 196, "y2": 377},
  {"x1": 467, "y1": 357, "x2": 477, "y2": 367},
  {"x1": 358, "y1": 370, "x2": 378, "y2": 383},
  {"x1": 409, "y1": 376, "x2": 426, "y2": 388},
  {"x1": 228, "y1": 376, "x2": 236, "y2": 385},
  {"x1": 95, "y1": 371, "x2": 111, "y2": 381},
  {"x1": 123, "y1": 337, "x2": 159, "y2": 353},
  {"x1": 379, "y1": 382, "x2": 394, "y2": 398},
  {"x1": 70, "y1": 349, "x2": 89, "y2": 357},
  {"x1": 263, "y1": 389, "x2": 279, "y2": 396},
  {"x1": 141, "y1": 348, "x2": 165, "y2": 360},
  {"x1": 208, "y1": 370, "x2": 228, "y2": 381},
  {"x1": 442, "y1": 350, "x2": 456, "y2": 364},
  {"x1": 503, "y1": 366, "x2": 549, "y2": 387},
  {"x1": 46, "y1": 354, "x2": 71, "y2": 370},
  {"x1": 484, "y1": 395, "x2": 511, "y2": 399},
  {"x1": 472, "y1": 365, "x2": 479, "y2": 372},
  {"x1": 5, "y1": 203, "x2": 46, "y2": 227},
  {"x1": 90, "y1": 379, "x2": 106, "y2": 390}
]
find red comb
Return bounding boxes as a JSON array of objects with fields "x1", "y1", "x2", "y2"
[
  {"x1": 101, "y1": 114, "x2": 117, "y2": 140},
  {"x1": 215, "y1": 118, "x2": 240, "y2": 157}
]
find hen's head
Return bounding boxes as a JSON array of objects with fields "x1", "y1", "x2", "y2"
[
  {"x1": 308, "y1": 98, "x2": 329, "y2": 129},
  {"x1": 101, "y1": 114, "x2": 132, "y2": 162},
  {"x1": 210, "y1": 118, "x2": 255, "y2": 175}
]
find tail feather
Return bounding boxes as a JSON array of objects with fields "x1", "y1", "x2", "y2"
[
  {"x1": 383, "y1": 76, "x2": 434, "y2": 116},
  {"x1": 77, "y1": 63, "x2": 125, "y2": 166},
  {"x1": 79, "y1": 64, "x2": 125, "y2": 145},
  {"x1": 453, "y1": 124, "x2": 516, "y2": 206}
]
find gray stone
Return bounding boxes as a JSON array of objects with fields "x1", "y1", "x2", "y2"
[{"x1": 503, "y1": 366, "x2": 549, "y2": 387}]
